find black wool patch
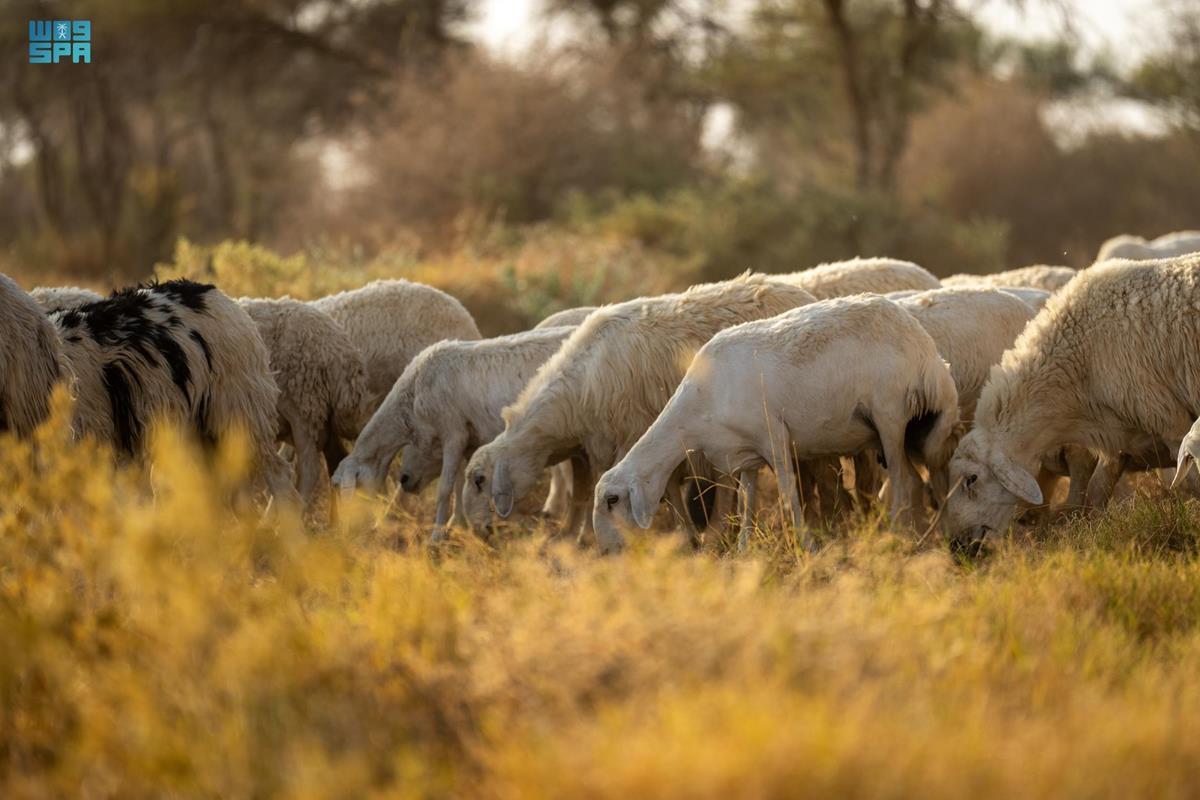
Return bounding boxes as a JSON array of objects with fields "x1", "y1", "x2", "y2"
[
  {"x1": 190, "y1": 329, "x2": 213, "y2": 371},
  {"x1": 148, "y1": 279, "x2": 215, "y2": 312},
  {"x1": 193, "y1": 391, "x2": 217, "y2": 448},
  {"x1": 101, "y1": 362, "x2": 142, "y2": 456},
  {"x1": 904, "y1": 410, "x2": 942, "y2": 458}
]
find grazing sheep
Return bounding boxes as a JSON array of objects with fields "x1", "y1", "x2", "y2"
[
  {"x1": 890, "y1": 287, "x2": 1097, "y2": 509},
  {"x1": 309, "y1": 280, "x2": 481, "y2": 471},
  {"x1": 238, "y1": 297, "x2": 369, "y2": 508},
  {"x1": 333, "y1": 326, "x2": 578, "y2": 541},
  {"x1": 892, "y1": 288, "x2": 1036, "y2": 422},
  {"x1": 996, "y1": 287, "x2": 1052, "y2": 312},
  {"x1": 942, "y1": 255, "x2": 1200, "y2": 555},
  {"x1": 593, "y1": 295, "x2": 959, "y2": 554},
  {"x1": 534, "y1": 306, "x2": 597, "y2": 329},
  {"x1": 1097, "y1": 231, "x2": 1200, "y2": 262},
  {"x1": 310, "y1": 278, "x2": 481, "y2": 404},
  {"x1": 942, "y1": 265, "x2": 1076, "y2": 293},
  {"x1": 0, "y1": 274, "x2": 63, "y2": 437},
  {"x1": 50, "y1": 280, "x2": 298, "y2": 505},
  {"x1": 778, "y1": 257, "x2": 940, "y2": 299},
  {"x1": 30, "y1": 286, "x2": 104, "y2": 314},
  {"x1": 462, "y1": 274, "x2": 819, "y2": 543}
]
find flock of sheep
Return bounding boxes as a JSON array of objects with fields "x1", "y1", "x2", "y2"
[{"x1": 3, "y1": 228, "x2": 1200, "y2": 557}]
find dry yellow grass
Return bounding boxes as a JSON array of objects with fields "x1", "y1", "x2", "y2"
[{"x1": 6, "y1": 390, "x2": 1200, "y2": 798}]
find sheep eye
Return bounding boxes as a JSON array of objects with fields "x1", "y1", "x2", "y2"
[
  {"x1": 965, "y1": 474, "x2": 978, "y2": 489},
  {"x1": 605, "y1": 493, "x2": 619, "y2": 510},
  {"x1": 473, "y1": 474, "x2": 485, "y2": 490}
]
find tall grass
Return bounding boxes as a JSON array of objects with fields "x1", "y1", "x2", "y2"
[{"x1": 6, "y1": 393, "x2": 1200, "y2": 797}]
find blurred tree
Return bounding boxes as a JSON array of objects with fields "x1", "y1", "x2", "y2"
[
  {"x1": 716, "y1": 0, "x2": 986, "y2": 194},
  {"x1": 0, "y1": 0, "x2": 475, "y2": 275},
  {"x1": 1129, "y1": 1, "x2": 1200, "y2": 137}
]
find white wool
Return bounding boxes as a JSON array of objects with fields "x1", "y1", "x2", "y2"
[
  {"x1": 943, "y1": 255, "x2": 1200, "y2": 549},
  {"x1": 775, "y1": 257, "x2": 940, "y2": 299},
  {"x1": 1097, "y1": 231, "x2": 1200, "y2": 262},
  {"x1": 593, "y1": 294, "x2": 959, "y2": 553},
  {"x1": 893, "y1": 287, "x2": 1036, "y2": 421},
  {"x1": 942, "y1": 265, "x2": 1076, "y2": 293},
  {"x1": 464, "y1": 273, "x2": 818, "y2": 534},
  {"x1": 239, "y1": 297, "x2": 369, "y2": 508},
  {"x1": 310, "y1": 279, "x2": 481, "y2": 410},
  {"x1": 534, "y1": 306, "x2": 597, "y2": 329},
  {"x1": 333, "y1": 326, "x2": 576, "y2": 539},
  {"x1": 30, "y1": 286, "x2": 104, "y2": 313}
]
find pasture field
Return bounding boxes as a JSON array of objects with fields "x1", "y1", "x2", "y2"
[
  {"x1": 5, "y1": 244, "x2": 1200, "y2": 798},
  {"x1": 6, "y1": 393, "x2": 1200, "y2": 798}
]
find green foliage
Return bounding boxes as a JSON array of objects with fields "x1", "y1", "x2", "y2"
[{"x1": 575, "y1": 179, "x2": 1009, "y2": 280}]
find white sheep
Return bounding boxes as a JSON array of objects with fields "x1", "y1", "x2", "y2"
[
  {"x1": 744, "y1": 258, "x2": 938, "y2": 518},
  {"x1": 942, "y1": 255, "x2": 1200, "y2": 555},
  {"x1": 593, "y1": 294, "x2": 960, "y2": 554},
  {"x1": 0, "y1": 274, "x2": 64, "y2": 437},
  {"x1": 1097, "y1": 231, "x2": 1200, "y2": 262},
  {"x1": 892, "y1": 288, "x2": 1036, "y2": 422},
  {"x1": 462, "y1": 274, "x2": 819, "y2": 544},
  {"x1": 310, "y1": 279, "x2": 481, "y2": 406},
  {"x1": 941, "y1": 265, "x2": 1076, "y2": 293},
  {"x1": 890, "y1": 287, "x2": 1101, "y2": 509},
  {"x1": 309, "y1": 279, "x2": 481, "y2": 472},
  {"x1": 238, "y1": 297, "x2": 370, "y2": 509},
  {"x1": 333, "y1": 326, "x2": 578, "y2": 541},
  {"x1": 778, "y1": 257, "x2": 940, "y2": 299},
  {"x1": 534, "y1": 306, "x2": 597, "y2": 329},
  {"x1": 49, "y1": 280, "x2": 299, "y2": 505},
  {"x1": 30, "y1": 286, "x2": 104, "y2": 313}
]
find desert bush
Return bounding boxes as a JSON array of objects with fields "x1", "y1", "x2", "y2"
[
  {"x1": 155, "y1": 233, "x2": 688, "y2": 335},
  {"x1": 6, "y1": 401, "x2": 1200, "y2": 796},
  {"x1": 572, "y1": 179, "x2": 1010, "y2": 281}
]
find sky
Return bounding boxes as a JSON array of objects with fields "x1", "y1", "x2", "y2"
[{"x1": 470, "y1": 0, "x2": 1162, "y2": 63}]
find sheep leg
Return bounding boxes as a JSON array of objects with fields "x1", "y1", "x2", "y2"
[
  {"x1": 451, "y1": 469, "x2": 467, "y2": 529},
  {"x1": 1065, "y1": 447, "x2": 1098, "y2": 508},
  {"x1": 431, "y1": 436, "x2": 467, "y2": 544},
  {"x1": 667, "y1": 471, "x2": 704, "y2": 551},
  {"x1": 736, "y1": 468, "x2": 759, "y2": 553},
  {"x1": 553, "y1": 454, "x2": 592, "y2": 545},
  {"x1": 852, "y1": 451, "x2": 882, "y2": 506},
  {"x1": 1085, "y1": 452, "x2": 1129, "y2": 510},
  {"x1": 542, "y1": 461, "x2": 573, "y2": 518},
  {"x1": 767, "y1": 433, "x2": 809, "y2": 550},
  {"x1": 291, "y1": 422, "x2": 326, "y2": 514},
  {"x1": 322, "y1": 427, "x2": 350, "y2": 477},
  {"x1": 879, "y1": 422, "x2": 922, "y2": 530}
]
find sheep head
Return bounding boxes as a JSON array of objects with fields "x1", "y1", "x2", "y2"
[{"x1": 942, "y1": 429, "x2": 1043, "y2": 558}]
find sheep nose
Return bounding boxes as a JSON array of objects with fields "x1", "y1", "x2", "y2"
[{"x1": 949, "y1": 526, "x2": 990, "y2": 562}]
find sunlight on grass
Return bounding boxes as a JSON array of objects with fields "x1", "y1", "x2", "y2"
[{"x1": 5, "y1": 405, "x2": 1200, "y2": 797}]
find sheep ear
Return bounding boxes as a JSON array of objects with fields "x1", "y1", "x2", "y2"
[
  {"x1": 492, "y1": 460, "x2": 514, "y2": 518},
  {"x1": 993, "y1": 455, "x2": 1043, "y2": 506},
  {"x1": 628, "y1": 482, "x2": 656, "y2": 529}
]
